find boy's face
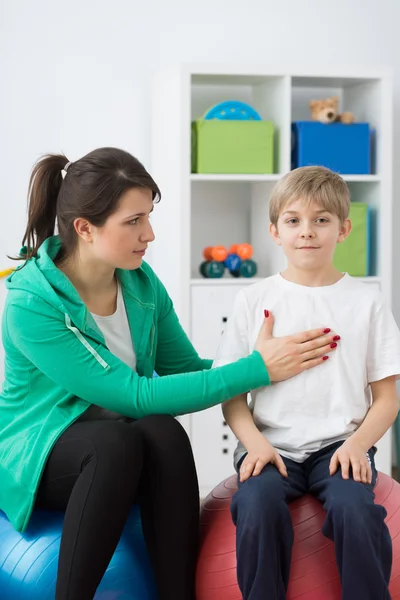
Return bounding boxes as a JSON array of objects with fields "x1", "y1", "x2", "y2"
[{"x1": 270, "y1": 198, "x2": 351, "y2": 271}]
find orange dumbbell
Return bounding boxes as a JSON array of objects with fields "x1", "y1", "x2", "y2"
[
  {"x1": 238, "y1": 243, "x2": 253, "y2": 260},
  {"x1": 203, "y1": 245, "x2": 228, "y2": 262},
  {"x1": 229, "y1": 243, "x2": 253, "y2": 260}
]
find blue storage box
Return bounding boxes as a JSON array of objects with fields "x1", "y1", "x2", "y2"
[{"x1": 291, "y1": 121, "x2": 371, "y2": 174}]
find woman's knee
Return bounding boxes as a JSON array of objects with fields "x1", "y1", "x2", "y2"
[
  {"x1": 82, "y1": 420, "x2": 144, "y2": 468},
  {"x1": 134, "y1": 415, "x2": 191, "y2": 451}
]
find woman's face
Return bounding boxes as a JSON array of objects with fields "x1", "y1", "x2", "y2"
[{"x1": 84, "y1": 188, "x2": 155, "y2": 270}]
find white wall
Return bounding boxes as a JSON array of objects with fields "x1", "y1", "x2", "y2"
[{"x1": 1, "y1": 0, "x2": 400, "y2": 383}]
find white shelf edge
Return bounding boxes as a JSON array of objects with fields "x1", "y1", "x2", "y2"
[
  {"x1": 342, "y1": 175, "x2": 381, "y2": 182},
  {"x1": 191, "y1": 174, "x2": 380, "y2": 183},
  {"x1": 184, "y1": 63, "x2": 392, "y2": 80},
  {"x1": 191, "y1": 277, "x2": 264, "y2": 286},
  {"x1": 190, "y1": 276, "x2": 381, "y2": 286},
  {"x1": 357, "y1": 276, "x2": 381, "y2": 284},
  {"x1": 190, "y1": 174, "x2": 282, "y2": 182}
]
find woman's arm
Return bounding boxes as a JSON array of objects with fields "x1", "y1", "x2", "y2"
[
  {"x1": 152, "y1": 270, "x2": 212, "y2": 375},
  {"x1": 155, "y1": 301, "x2": 212, "y2": 375},
  {"x1": 5, "y1": 299, "x2": 268, "y2": 419},
  {"x1": 6, "y1": 292, "x2": 337, "y2": 420}
]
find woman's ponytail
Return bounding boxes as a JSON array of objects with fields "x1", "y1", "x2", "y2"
[{"x1": 19, "y1": 154, "x2": 69, "y2": 260}]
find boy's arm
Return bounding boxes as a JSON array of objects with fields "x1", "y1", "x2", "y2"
[
  {"x1": 222, "y1": 394, "x2": 263, "y2": 448},
  {"x1": 351, "y1": 376, "x2": 399, "y2": 451},
  {"x1": 330, "y1": 376, "x2": 399, "y2": 483},
  {"x1": 330, "y1": 297, "x2": 400, "y2": 483},
  {"x1": 223, "y1": 395, "x2": 287, "y2": 481}
]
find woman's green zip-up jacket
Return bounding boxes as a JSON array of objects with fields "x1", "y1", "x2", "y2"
[{"x1": 0, "y1": 236, "x2": 269, "y2": 531}]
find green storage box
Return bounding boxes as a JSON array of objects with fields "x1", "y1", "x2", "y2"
[
  {"x1": 334, "y1": 203, "x2": 370, "y2": 276},
  {"x1": 191, "y1": 119, "x2": 274, "y2": 174}
]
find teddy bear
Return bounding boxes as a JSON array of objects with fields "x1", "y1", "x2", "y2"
[{"x1": 309, "y1": 96, "x2": 355, "y2": 124}]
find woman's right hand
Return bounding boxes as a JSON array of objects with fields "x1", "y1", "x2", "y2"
[{"x1": 255, "y1": 310, "x2": 340, "y2": 382}]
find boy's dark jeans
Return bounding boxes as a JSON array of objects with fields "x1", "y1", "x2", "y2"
[{"x1": 232, "y1": 441, "x2": 392, "y2": 600}]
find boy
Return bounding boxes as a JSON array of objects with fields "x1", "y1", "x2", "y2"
[{"x1": 213, "y1": 166, "x2": 400, "y2": 600}]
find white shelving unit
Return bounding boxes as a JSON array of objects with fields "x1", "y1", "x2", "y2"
[{"x1": 151, "y1": 64, "x2": 393, "y2": 497}]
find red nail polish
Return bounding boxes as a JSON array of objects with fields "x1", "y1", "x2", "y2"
[
  {"x1": 264, "y1": 309, "x2": 269, "y2": 318},
  {"x1": 323, "y1": 356, "x2": 329, "y2": 361},
  {"x1": 323, "y1": 328, "x2": 331, "y2": 333},
  {"x1": 333, "y1": 335, "x2": 340, "y2": 341},
  {"x1": 330, "y1": 342, "x2": 337, "y2": 348}
]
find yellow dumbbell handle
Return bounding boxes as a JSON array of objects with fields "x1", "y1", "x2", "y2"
[{"x1": 0, "y1": 268, "x2": 14, "y2": 278}]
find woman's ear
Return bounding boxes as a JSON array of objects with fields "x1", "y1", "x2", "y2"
[{"x1": 73, "y1": 218, "x2": 95, "y2": 243}]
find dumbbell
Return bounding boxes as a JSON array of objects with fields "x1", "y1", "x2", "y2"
[
  {"x1": 201, "y1": 246, "x2": 228, "y2": 278},
  {"x1": 239, "y1": 259, "x2": 258, "y2": 278},
  {"x1": 225, "y1": 253, "x2": 242, "y2": 278},
  {"x1": 229, "y1": 243, "x2": 253, "y2": 260},
  {"x1": 203, "y1": 246, "x2": 228, "y2": 262},
  {"x1": 199, "y1": 260, "x2": 225, "y2": 278}
]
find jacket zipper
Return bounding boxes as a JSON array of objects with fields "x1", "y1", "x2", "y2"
[{"x1": 65, "y1": 314, "x2": 110, "y2": 370}]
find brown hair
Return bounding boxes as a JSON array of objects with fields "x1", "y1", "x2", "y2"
[
  {"x1": 269, "y1": 166, "x2": 350, "y2": 226},
  {"x1": 17, "y1": 147, "x2": 161, "y2": 261}
]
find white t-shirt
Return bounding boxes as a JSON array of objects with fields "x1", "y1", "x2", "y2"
[
  {"x1": 213, "y1": 273, "x2": 400, "y2": 466},
  {"x1": 91, "y1": 282, "x2": 136, "y2": 371},
  {"x1": 79, "y1": 282, "x2": 136, "y2": 421}
]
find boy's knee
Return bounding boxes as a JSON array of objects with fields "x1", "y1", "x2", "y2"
[
  {"x1": 326, "y1": 489, "x2": 386, "y2": 524},
  {"x1": 231, "y1": 476, "x2": 286, "y2": 524}
]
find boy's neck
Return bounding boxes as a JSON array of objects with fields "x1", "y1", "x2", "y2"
[{"x1": 280, "y1": 265, "x2": 345, "y2": 287}]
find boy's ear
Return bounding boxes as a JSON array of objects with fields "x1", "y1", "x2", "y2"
[
  {"x1": 337, "y1": 218, "x2": 352, "y2": 243},
  {"x1": 269, "y1": 223, "x2": 281, "y2": 245}
]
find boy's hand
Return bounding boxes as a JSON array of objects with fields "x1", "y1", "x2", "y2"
[
  {"x1": 240, "y1": 438, "x2": 288, "y2": 482},
  {"x1": 329, "y1": 438, "x2": 372, "y2": 484}
]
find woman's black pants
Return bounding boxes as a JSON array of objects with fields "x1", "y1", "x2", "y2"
[{"x1": 35, "y1": 415, "x2": 199, "y2": 600}]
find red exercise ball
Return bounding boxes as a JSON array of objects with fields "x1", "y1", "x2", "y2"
[{"x1": 196, "y1": 473, "x2": 400, "y2": 600}]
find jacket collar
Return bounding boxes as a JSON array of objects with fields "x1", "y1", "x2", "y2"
[{"x1": 35, "y1": 237, "x2": 156, "y2": 353}]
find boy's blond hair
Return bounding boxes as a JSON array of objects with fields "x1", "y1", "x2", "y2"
[{"x1": 269, "y1": 166, "x2": 350, "y2": 226}]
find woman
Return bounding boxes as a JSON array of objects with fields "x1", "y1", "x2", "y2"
[{"x1": 0, "y1": 147, "x2": 338, "y2": 600}]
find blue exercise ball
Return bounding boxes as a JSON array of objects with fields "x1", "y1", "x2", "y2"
[{"x1": 0, "y1": 505, "x2": 158, "y2": 599}]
